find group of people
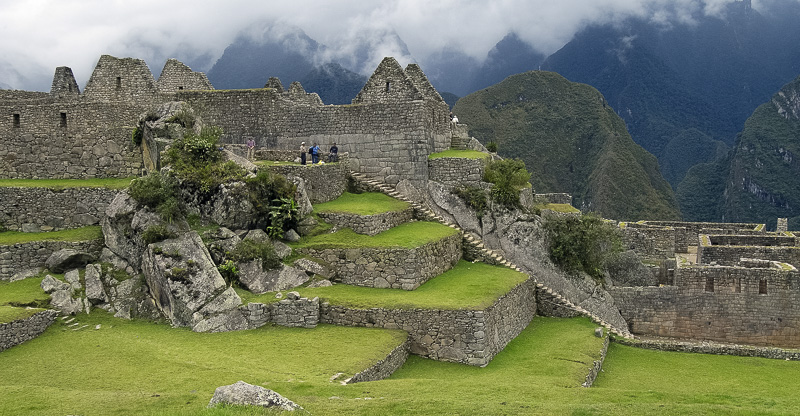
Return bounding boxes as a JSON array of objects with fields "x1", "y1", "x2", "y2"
[
  {"x1": 244, "y1": 138, "x2": 339, "y2": 165},
  {"x1": 299, "y1": 141, "x2": 338, "y2": 165}
]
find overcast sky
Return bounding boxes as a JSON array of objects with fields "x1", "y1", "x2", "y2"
[{"x1": 0, "y1": 0, "x2": 788, "y2": 91}]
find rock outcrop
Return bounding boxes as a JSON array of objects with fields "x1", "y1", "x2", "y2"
[{"x1": 208, "y1": 381, "x2": 302, "y2": 411}]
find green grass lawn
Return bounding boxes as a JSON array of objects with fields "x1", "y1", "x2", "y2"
[
  {"x1": 292, "y1": 221, "x2": 458, "y2": 250},
  {"x1": 428, "y1": 150, "x2": 489, "y2": 160},
  {"x1": 240, "y1": 261, "x2": 529, "y2": 310},
  {"x1": 0, "y1": 305, "x2": 43, "y2": 324},
  {"x1": 2, "y1": 313, "x2": 799, "y2": 415},
  {"x1": 0, "y1": 226, "x2": 103, "y2": 245},
  {"x1": 0, "y1": 178, "x2": 134, "y2": 190},
  {"x1": 0, "y1": 311, "x2": 407, "y2": 416},
  {"x1": 314, "y1": 192, "x2": 410, "y2": 216},
  {"x1": 537, "y1": 203, "x2": 580, "y2": 213},
  {"x1": 0, "y1": 276, "x2": 51, "y2": 307}
]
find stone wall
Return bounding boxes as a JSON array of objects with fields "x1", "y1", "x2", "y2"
[
  {"x1": 642, "y1": 221, "x2": 764, "y2": 250},
  {"x1": 610, "y1": 265, "x2": 800, "y2": 347},
  {"x1": 533, "y1": 193, "x2": 573, "y2": 205},
  {"x1": 0, "y1": 239, "x2": 103, "y2": 281},
  {"x1": 697, "y1": 239, "x2": 800, "y2": 267},
  {"x1": 0, "y1": 187, "x2": 119, "y2": 231},
  {"x1": 317, "y1": 208, "x2": 414, "y2": 236},
  {"x1": 348, "y1": 340, "x2": 410, "y2": 383},
  {"x1": 156, "y1": 59, "x2": 214, "y2": 94},
  {"x1": 583, "y1": 335, "x2": 610, "y2": 387},
  {"x1": 299, "y1": 232, "x2": 462, "y2": 290},
  {"x1": 270, "y1": 295, "x2": 319, "y2": 328},
  {"x1": 614, "y1": 337, "x2": 800, "y2": 361},
  {"x1": 320, "y1": 277, "x2": 536, "y2": 366},
  {"x1": 620, "y1": 224, "x2": 677, "y2": 259},
  {"x1": 428, "y1": 157, "x2": 485, "y2": 188},
  {"x1": 0, "y1": 309, "x2": 58, "y2": 352},
  {"x1": 266, "y1": 163, "x2": 347, "y2": 204},
  {"x1": 0, "y1": 99, "x2": 145, "y2": 178},
  {"x1": 708, "y1": 234, "x2": 798, "y2": 247}
]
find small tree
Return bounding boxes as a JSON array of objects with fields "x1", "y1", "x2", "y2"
[{"x1": 483, "y1": 158, "x2": 531, "y2": 209}]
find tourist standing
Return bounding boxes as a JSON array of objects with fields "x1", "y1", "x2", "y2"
[
  {"x1": 328, "y1": 142, "x2": 338, "y2": 163},
  {"x1": 300, "y1": 141, "x2": 307, "y2": 165},
  {"x1": 246, "y1": 138, "x2": 255, "y2": 161},
  {"x1": 311, "y1": 142, "x2": 320, "y2": 164}
]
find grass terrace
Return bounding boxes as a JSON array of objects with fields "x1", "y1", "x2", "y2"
[
  {"x1": 0, "y1": 178, "x2": 134, "y2": 190},
  {"x1": 0, "y1": 311, "x2": 407, "y2": 416},
  {"x1": 2, "y1": 312, "x2": 800, "y2": 414},
  {"x1": 292, "y1": 221, "x2": 458, "y2": 250},
  {"x1": 0, "y1": 226, "x2": 103, "y2": 245},
  {"x1": 536, "y1": 203, "x2": 580, "y2": 213},
  {"x1": 240, "y1": 261, "x2": 528, "y2": 310},
  {"x1": 428, "y1": 149, "x2": 489, "y2": 160},
  {"x1": 314, "y1": 192, "x2": 409, "y2": 216},
  {"x1": 0, "y1": 276, "x2": 51, "y2": 324},
  {"x1": 0, "y1": 305, "x2": 42, "y2": 324}
]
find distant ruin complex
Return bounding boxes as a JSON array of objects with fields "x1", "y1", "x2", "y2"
[{"x1": 2, "y1": 55, "x2": 799, "y2": 355}]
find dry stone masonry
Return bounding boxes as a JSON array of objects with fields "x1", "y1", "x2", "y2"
[
  {"x1": 0, "y1": 310, "x2": 58, "y2": 352},
  {"x1": 0, "y1": 187, "x2": 118, "y2": 231}
]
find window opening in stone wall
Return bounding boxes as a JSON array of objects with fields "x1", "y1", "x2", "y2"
[
  {"x1": 705, "y1": 276, "x2": 714, "y2": 292},
  {"x1": 13, "y1": 113, "x2": 20, "y2": 128},
  {"x1": 386, "y1": 81, "x2": 391, "y2": 92},
  {"x1": 759, "y1": 279, "x2": 767, "y2": 294},
  {"x1": 116, "y1": 77, "x2": 122, "y2": 89},
  {"x1": 178, "y1": 86, "x2": 184, "y2": 90},
  {"x1": 60, "y1": 112, "x2": 67, "y2": 127}
]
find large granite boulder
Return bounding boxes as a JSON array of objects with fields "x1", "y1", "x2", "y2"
[
  {"x1": 606, "y1": 250, "x2": 658, "y2": 287},
  {"x1": 208, "y1": 381, "x2": 302, "y2": 411},
  {"x1": 84, "y1": 263, "x2": 108, "y2": 304},
  {"x1": 288, "y1": 176, "x2": 313, "y2": 217},
  {"x1": 237, "y1": 263, "x2": 309, "y2": 294},
  {"x1": 204, "y1": 182, "x2": 255, "y2": 230},
  {"x1": 141, "y1": 232, "x2": 247, "y2": 332},
  {"x1": 45, "y1": 249, "x2": 94, "y2": 274},
  {"x1": 204, "y1": 227, "x2": 242, "y2": 265}
]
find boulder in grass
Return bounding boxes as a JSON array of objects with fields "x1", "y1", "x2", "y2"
[
  {"x1": 45, "y1": 249, "x2": 94, "y2": 274},
  {"x1": 208, "y1": 381, "x2": 302, "y2": 411}
]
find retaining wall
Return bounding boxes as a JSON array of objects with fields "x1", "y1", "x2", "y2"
[
  {"x1": 621, "y1": 224, "x2": 677, "y2": 259},
  {"x1": 317, "y1": 208, "x2": 413, "y2": 236},
  {"x1": 348, "y1": 340, "x2": 410, "y2": 383},
  {"x1": 0, "y1": 187, "x2": 119, "y2": 232},
  {"x1": 698, "y1": 241, "x2": 800, "y2": 267},
  {"x1": 266, "y1": 162, "x2": 347, "y2": 204},
  {"x1": 428, "y1": 157, "x2": 484, "y2": 188},
  {"x1": 299, "y1": 232, "x2": 462, "y2": 290},
  {"x1": 0, "y1": 239, "x2": 103, "y2": 281},
  {"x1": 320, "y1": 277, "x2": 536, "y2": 366},
  {"x1": 0, "y1": 309, "x2": 58, "y2": 352}
]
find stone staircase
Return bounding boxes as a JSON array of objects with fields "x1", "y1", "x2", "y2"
[{"x1": 348, "y1": 170, "x2": 632, "y2": 339}]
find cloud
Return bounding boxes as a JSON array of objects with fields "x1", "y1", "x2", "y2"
[{"x1": 0, "y1": 0, "x2": 795, "y2": 91}]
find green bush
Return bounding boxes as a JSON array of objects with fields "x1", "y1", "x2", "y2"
[
  {"x1": 164, "y1": 126, "x2": 246, "y2": 194},
  {"x1": 142, "y1": 225, "x2": 177, "y2": 245},
  {"x1": 483, "y1": 158, "x2": 531, "y2": 209},
  {"x1": 453, "y1": 186, "x2": 488, "y2": 219},
  {"x1": 129, "y1": 173, "x2": 177, "y2": 208},
  {"x1": 543, "y1": 212, "x2": 622, "y2": 280},
  {"x1": 129, "y1": 173, "x2": 183, "y2": 222},
  {"x1": 246, "y1": 170, "x2": 297, "y2": 235},
  {"x1": 486, "y1": 141, "x2": 498, "y2": 153},
  {"x1": 230, "y1": 240, "x2": 281, "y2": 270},
  {"x1": 217, "y1": 260, "x2": 239, "y2": 285}
]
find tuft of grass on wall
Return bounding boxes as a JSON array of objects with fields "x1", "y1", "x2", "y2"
[
  {"x1": 0, "y1": 226, "x2": 103, "y2": 245},
  {"x1": 0, "y1": 178, "x2": 135, "y2": 190},
  {"x1": 314, "y1": 192, "x2": 410, "y2": 216},
  {"x1": 292, "y1": 221, "x2": 458, "y2": 250}
]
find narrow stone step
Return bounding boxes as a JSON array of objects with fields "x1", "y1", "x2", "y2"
[{"x1": 73, "y1": 324, "x2": 89, "y2": 331}]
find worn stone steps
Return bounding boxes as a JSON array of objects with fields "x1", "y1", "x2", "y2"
[{"x1": 346, "y1": 169, "x2": 633, "y2": 339}]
